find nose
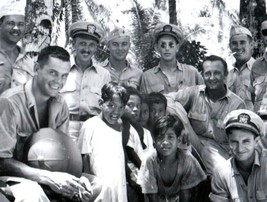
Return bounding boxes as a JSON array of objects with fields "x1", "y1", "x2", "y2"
[
  {"x1": 161, "y1": 139, "x2": 169, "y2": 146},
  {"x1": 54, "y1": 76, "x2": 63, "y2": 86},
  {"x1": 13, "y1": 24, "x2": 19, "y2": 30},
  {"x1": 237, "y1": 143, "x2": 245, "y2": 153},
  {"x1": 209, "y1": 73, "x2": 215, "y2": 80}
]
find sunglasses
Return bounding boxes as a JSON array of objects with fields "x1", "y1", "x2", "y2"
[{"x1": 262, "y1": 29, "x2": 267, "y2": 36}]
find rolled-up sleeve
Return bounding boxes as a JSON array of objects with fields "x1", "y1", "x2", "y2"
[
  {"x1": 0, "y1": 98, "x2": 17, "y2": 158},
  {"x1": 210, "y1": 167, "x2": 231, "y2": 202}
]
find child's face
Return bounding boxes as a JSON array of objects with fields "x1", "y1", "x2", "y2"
[
  {"x1": 102, "y1": 94, "x2": 125, "y2": 126},
  {"x1": 140, "y1": 102, "x2": 149, "y2": 127},
  {"x1": 124, "y1": 94, "x2": 141, "y2": 122},
  {"x1": 150, "y1": 103, "x2": 166, "y2": 125},
  {"x1": 155, "y1": 128, "x2": 178, "y2": 157}
]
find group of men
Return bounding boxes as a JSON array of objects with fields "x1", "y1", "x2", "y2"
[{"x1": 1, "y1": 2, "x2": 267, "y2": 202}]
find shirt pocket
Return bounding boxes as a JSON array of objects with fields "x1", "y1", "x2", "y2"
[
  {"x1": 89, "y1": 86, "x2": 101, "y2": 95},
  {"x1": 256, "y1": 190, "x2": 267, "y2": 201},
  {"x1": 188, "y1": 111, "x2": 207, "y2": 121},
  {"x1": 188, "y1": 111, "x2": 211, "y2": 137},
  {"x1": 150, "y1": 82, "x2": 165, "y2": 93},
  {"x1": 253, "y1": 76, "x2": 267, "y2": 101}
]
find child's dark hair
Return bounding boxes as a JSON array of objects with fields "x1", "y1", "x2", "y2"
[
  {"x1": 122, "y1": 85, "x2": 142, "y2": 101},
  {"x1": 141, "y1": 94, "x2": 149, "y2": 105},
  {"x1": 101, "y1": 81, "x2": 130, "y2": 106},
  {"x1": 152, "y1": 114, "x2": 184, "y2": 138},
  {"x1": 148, "y1": 92, "x2": 167, "y2": 110}
]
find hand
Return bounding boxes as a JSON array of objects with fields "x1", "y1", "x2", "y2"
[
  {"x1": 44, "y1": 172, "x2": 85, "y2": 199},
  {"x1": 77, "y1": 176, "x2": 93, "y2": 202}
]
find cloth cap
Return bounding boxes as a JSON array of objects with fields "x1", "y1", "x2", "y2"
[
  {"x1": 223, "y1": 109, "x2": 265, "y2": 137},
  {"x1": 69, "y1": 21, "x2": 104, "y2": 43},
  {"x1": 0, "y1": 0, "x2": 25, "y2": 19},
  {"x1": 230, "y1": 25, "x2": 252, "y2": 40},
  {"x1": 106, "y1": 27, "x2": 130, "y2": 43},
  {"x1": 153, "y1": 23, "x2": 183, "y2": 43}
]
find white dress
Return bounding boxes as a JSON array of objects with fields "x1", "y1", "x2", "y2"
[{"x1": 78, "y1": 116, "x2": 127, "y2": 202}]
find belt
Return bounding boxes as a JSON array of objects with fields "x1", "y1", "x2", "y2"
[{"x1": 69, "y1": 114, "x2": 94, "y2": 122}]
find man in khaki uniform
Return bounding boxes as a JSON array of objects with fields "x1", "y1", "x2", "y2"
[
  {"x1": 227, "y1": 25, "x2": 254, "y2": 111},
  {"x1": 61, "y1": 21, "x2": 111, "y2": 142},
  {"x1": 101, "y1": 27, "x2": 143, "y2": 89}
]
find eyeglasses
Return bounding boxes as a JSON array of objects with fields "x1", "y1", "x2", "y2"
[{"x1": 261, "y1": 29, "x2": 267, "y2": 36}]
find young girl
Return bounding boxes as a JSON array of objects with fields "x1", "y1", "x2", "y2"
[
  {"x1": 77, "y1": 81, "x2": 130, "y2": 202},
  {"x1": 138, "y1": 114, "x2": 206, "y2": 202}
]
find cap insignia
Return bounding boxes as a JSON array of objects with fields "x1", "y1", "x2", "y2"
[
  {"x1": 87, "y1": 25, "x2": 96, "y2": 34},
  {"x1": 163, "y1": 25, "x2": 172, "y2": 32},
  {"x1": 238, "y1": 113, "x2": 250, "y2": 124}
]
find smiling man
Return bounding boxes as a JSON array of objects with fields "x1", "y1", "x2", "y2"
[
  {"x1": 0, "y1": 4, "x2": 26, "y2": 92},
  {"x1": 101, "y1": 27, "x2": 143, "y2": 89},
  {"x1": 210, "y1": 109, "x2": 267, "y2": 202},
  {"x1": 61, "y1": 21, "x2": 111, "y2": 142},
  {"x1": 251, "y1": 16, "x2": 267, "y2": 112},
  {"x1": 0, "y1": 46, "x2": 94, "y2": 201},
  {"x1": 165, "y1": 55, "x2": 245, "y2": 173},
  {"x1": 227, "y1": 25, "x2": 254, "y2": 111},
  {"x1": 140, "y1": 22, "x2": 203, "y2": 94}
]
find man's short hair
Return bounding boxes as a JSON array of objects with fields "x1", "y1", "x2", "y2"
[
  {"x1": 37, "y1": 46, "x2": 70, "y2": 67},
  {"x1": 202, "y1": 55, "x2": 228, "y2": 76},
  {"x1": 0, "y1": 16, "x2": 5, "y2": 24}
]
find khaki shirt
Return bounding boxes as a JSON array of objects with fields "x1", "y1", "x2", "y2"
[
  {"x1": 227, "y1": 58, "x2": 255, "y2": 111},
  {"x1": 0, "y1": 79, "x2": 69, "y2": 161},
  {"x1": 251, "y1": 53, "x2": 267, "y2": 112},
  {"x1": 210, "y1": 150, "x2": 267, "y2": 202},
  {"x1": 0, "y1": 46, "x2": 35, "y2": 88},
  {"x1": 167, "y1": 85, "x2": 245, "y2": 144},
  {"x1": 61, "y1": 63, "x2": 111, "y2": 116},
  {"x1": 101, "y1": 59, "x2": 142, "y2": 89},
  {"x1": 140, "y1": 62, "x2": 204, "y2": 94}
]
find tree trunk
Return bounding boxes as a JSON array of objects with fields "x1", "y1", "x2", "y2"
[
  {"x1": 71, "y1": 0, "x2": 80, "y2": 23},
  {"x1": 168, "y1": 0, "x2": 178, "y2": 25}
]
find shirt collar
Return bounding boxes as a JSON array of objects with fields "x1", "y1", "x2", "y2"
[
  {"x1": 25, "y1": 79, "x2": 36, "y2": 109},
  {"x1": 71, "y1": 61, "x2": 97, "y2": 73},
  {"x1": 25, "y1": 78, "x2": 61, "y2": 109},
  {"x1": 0, "y1": 45, "x2": 25, "y2": 62},
  {"x1": 233, "y1": 57, "x2": 255, "y2": 72},
  {"x1": 103, "y1": 58, "x2": 132, "y2": 70},
  {"x1": 200, "y1": 85, "x2": 231, "y2": 101},
  {"x1": 231, "y1": 150, "x2": 260, "y2": 176},
  {"x1": 153, "y1": 61, "x2": 182, "y2": 73}
]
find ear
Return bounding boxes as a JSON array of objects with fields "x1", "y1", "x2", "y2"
[
  {"x1": 34, "y1": 62, "x2": 40, "y2": 74},
  {"x1": 255, "y1": 135, "x2": 261, "y2": 143},
  {"x1": 154, "y1": 43, "x2": 159, "y2": 52},
  {"x1": 98, "y1": 99, "x2": 104, "y2": 108}
]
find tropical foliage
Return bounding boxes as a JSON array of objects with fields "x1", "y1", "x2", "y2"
[{"x1": 22, "y1": 0, "x2": 249, "y2": 71}]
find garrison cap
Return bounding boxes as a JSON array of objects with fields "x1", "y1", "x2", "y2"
[
  {"x1": 106, "y1": 27, "x2": 130, "y2": 43},
  {"x1": 230, "y1": 25, "x2": 252, "y2": 40},
  {"x1": 0, "y1": 0, "x2": 25, "y2": 19},
  {"x1": 223, "y1": 109, "x2": 265, "y2": 137},
  {"x1": 69, "y1": 21, "x2": 104, "y2": 43},
  {"x1": 153, "y1": 23, "x2": 183, "y2": 43}
]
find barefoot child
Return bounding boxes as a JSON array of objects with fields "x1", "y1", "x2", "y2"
[{"x1": 139, "y1": 114, "x2": 206, "y2": 202}]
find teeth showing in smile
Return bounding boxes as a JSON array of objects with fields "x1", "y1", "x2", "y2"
[{"x1": 50, "y1": 85, "x2": 60, "y2": 90}]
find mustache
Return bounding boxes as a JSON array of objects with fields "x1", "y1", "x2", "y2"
[
  {"x1": 10, "y1": 30, "x2": 22, "y2": 35},
  {"x1": 80, "y1": 50, "x2": 91, "y2": 55}
]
